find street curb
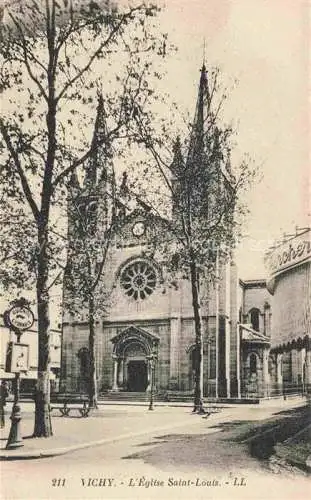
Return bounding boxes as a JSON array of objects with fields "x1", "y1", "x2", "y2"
[
  {"x1": 0, "y1": 411, "x2": 220, "y2": 461},
  {"x1": 1, "y1": 399, "x2": 307, "y2": 461}
]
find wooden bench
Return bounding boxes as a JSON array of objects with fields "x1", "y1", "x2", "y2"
[{"x1": 50, "y1": 394, "x2": 91, "y2": 417}]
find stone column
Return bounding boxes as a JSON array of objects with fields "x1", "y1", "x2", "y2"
[
  {"x1": 169, "y1": 317, "x2": 180, "y2": 390},
  {"x1": 263, "y1": 303, "x2": 271, "y2": 336},
  {"x1": 276, "y1": 353, "x2": 283, "y2": 396},
  {"x1": 305, "y1": 349, "x2": 311, "y2": 386},
  {"x1": 276, "y1": 353, "x2": 283, "y2": 383},
  {"x1": 291, "y1": 348, "x2": 299, "y2": 384},
  {"x1": 118, "y1": 358, "x2": 124, "y2": 388},
  {"x1": 262, "y1": 348, "x2": 269, "y2": 397},
  {"x1": 112, "y1": 355, "x2": 119, "y2": 391},
  {"x1": 300, "y1": 348, "x2": 306, "y2": 392},
  {"x1": 153, "y1": 359, "x2": 157, "y2": 391},
  {"x1": 146, "y1": 359, "x2": 151, "y2": 392},
  {"x1": 229, "y1": 263, "x2": 240, "y2": 398}
]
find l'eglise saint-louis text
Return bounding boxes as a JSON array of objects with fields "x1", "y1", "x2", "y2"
[
  {"x1": 128, "y1": 477, "x2": 220, "y2": 488},
  {"x1": 167, "y1": 478, "x2": 220, "y2": 487}
]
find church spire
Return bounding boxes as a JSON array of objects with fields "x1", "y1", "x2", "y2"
[
  {"x1": 171, "y1": 136, "x2": 184, "y2": 176},
  {"x1": 69, "y1": 169, "x2": 80, "y2": 193},
  {"x1": 84, "y1": 92, "x2": 107, "y2": 190},
  {"x1": 186, "y1": 63, "x2": 210, "y2": 168},
  {"x1": 171, "y1": 136, "x2": 185, "y2": 221}
]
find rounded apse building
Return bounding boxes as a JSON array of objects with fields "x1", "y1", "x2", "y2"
[{"x1": 265, "y1": 227, "x2": 311, "y2": 396}]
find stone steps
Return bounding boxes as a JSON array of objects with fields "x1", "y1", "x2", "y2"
[
  {"x1": 99, "y1": 391, "x2": 194, "y2": 403},
  {"x1": 99, "y1": 392, "x2": 149, "y2": 402}
]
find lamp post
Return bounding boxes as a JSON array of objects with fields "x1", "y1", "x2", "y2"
[
  {"x1": 6, "y1": 329, "x2": 23, "y2": 449},
  {"x1": 147, "y1": 342, "x2": 157, "y2": 411},
  {"x1": 4, "y1": 298, "x2": 33, "y2": 450}
]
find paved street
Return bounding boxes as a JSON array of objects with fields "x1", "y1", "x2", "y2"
[{"x1": 1, "y1": 400, "x2": 310, "y2": 500}]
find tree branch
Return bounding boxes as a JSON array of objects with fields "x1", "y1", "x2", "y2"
[
  {"x1": 56, "y1": 7, "x2": 143, "y2": 103},
  {"x1": 0, "y1": 119, "x2": 40, "y2": 222},
  {"x1": 8, "y1": 12, "x2": 48, "y2": 102}
]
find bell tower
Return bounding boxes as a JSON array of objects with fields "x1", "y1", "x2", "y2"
[{"x1": 64, "y1": 92, "x2": 113, "y2": 319}]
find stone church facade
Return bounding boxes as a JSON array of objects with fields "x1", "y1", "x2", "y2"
[
  {"x1": 61, "y1": 207, "x2": 241, "y2": 398},
  {"x1": 60, "y1": 66, "x2": 267, "y2": 400}
]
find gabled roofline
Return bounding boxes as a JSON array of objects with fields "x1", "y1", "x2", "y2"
[
  {"x1": 110, "y1": 324, "x2": 160, "y2": 345},
  {"x1": 240, "y1": 323, "x2": 270, "y2": 343}
]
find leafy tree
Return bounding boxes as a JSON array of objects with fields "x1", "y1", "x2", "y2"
[
  {"x1": 131, "y1": 64, "x2": 256, "y2": 413},
  {"x1": 0, "y1": 201, "x2": 35, "y2": 295},
  {"x1": 62, "y1": 93, "x2": 121, "y2": 407},
  {"x1": 0, "y1": 0, "x2": 169, "y2": 436}
]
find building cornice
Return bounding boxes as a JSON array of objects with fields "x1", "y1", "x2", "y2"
[{"x1": 239, "y1": 278, "x2": 267, "y2": 289}]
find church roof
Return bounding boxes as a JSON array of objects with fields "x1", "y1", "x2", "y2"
[{"x1": 240, "y1": 324, "x2": 270, "y2": 344}]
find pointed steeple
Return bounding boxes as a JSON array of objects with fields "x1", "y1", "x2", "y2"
[
  {"x1": 213, "y1": 127, "x2": 223, "y2": 163},
  {"x1": 84, "y1": 92, "x2": 108, "y2": 190},
  {"x1": 225, "y1": 155, "x2": 231, "y2": 174},
  {"x1": 67, "y1": 170, "x2": 81, "y2": 204},
  {"x1": 171, "y1": 136, "x2": 185, "y2": 221},
  {"x1": 67, "y1": 170, "x2": 81, "y2": 243},
  {"x1": 186, "y1": 63, "x2": 210, "y2": 168},
  {"x1": 70, "y1": 170, "x2": 80, "y2": 191},
  {"x1": 171, "y1": 136, "x2": 184, "y2": 176}
]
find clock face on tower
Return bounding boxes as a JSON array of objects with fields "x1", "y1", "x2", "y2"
[{"x1": 132, "y1": 221, "x2": 145, "y2": 237}]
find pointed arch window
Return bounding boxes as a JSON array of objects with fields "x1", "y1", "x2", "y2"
[
  {"x1": 249, "y1": 308, "x2": 260, "y2": 332},
  {"x1": 250, "y1": 353, "x2": 257, "y2": 374}
]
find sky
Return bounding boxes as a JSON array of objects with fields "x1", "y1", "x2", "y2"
[
  {"x1": 0, "y1": 0, "x2": 309, "y2": 317},
  {"x1": 158, "y1": 0, "x2": 310, "y2": 278}
]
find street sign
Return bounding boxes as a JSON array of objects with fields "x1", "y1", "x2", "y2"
[{"x1": 5, "y1": 342, "x2": 30, "y2": 373}]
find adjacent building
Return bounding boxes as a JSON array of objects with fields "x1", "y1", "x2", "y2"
[
  {"x1": 265, "y1": 227, "x2": 311, "y2": 395},
  {"x1": 238, "y1": 279, "x2": 271, "y2": 398}
]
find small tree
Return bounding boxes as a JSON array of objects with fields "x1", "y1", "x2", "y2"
[
  {"x1": 131, "y1": 64, "x2": 256, "y2": 412},
  {"x1": 63, "y1": 93, "x2": 120, "y2": 407},
  {"x1": 0, "y1": 0, "x2": 169, "y2": 436}
]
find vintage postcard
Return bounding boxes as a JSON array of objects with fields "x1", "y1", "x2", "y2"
[{"x1": 0, "y1": 1, "x2": 310, "y2": 499}]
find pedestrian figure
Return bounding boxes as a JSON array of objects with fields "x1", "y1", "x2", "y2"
[{"x1": 0, "y1": 380, "x2": 9, "y2": 428}]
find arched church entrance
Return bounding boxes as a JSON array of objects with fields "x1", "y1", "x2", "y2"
[
  {"x1": 110, "y1": 326, "x2": 159, "y2": 393},
  {"x1": 124, "y1": 341, "x2": 148, "y2": 392}
]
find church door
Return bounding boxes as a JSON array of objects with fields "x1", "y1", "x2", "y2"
[{"x1": 127, "y1": 361, "x2": 148, "y2": 392}]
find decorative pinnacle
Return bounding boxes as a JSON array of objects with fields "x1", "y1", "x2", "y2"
[{"x1": 201, "y1": 38, "x2": 207, "y2": 72}]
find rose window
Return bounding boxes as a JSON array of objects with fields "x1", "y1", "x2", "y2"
[{"x1": 120, "y1": 261, "x2": 157, "y2": 300}]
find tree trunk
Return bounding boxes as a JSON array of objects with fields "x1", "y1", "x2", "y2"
[
  {"x1": 88, "y1": 294, "x2": 98, "y2": 408},
  {"x1": 33, "y1": 228, "x2": 53, "y2": 437},
  {"x1": 190, "y1": 258, "x2": 205, "y2": 414}
]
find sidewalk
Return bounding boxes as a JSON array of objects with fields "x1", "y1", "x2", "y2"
[
  {"x1": 0, "y1": 397, "x2": 307, "y2": 461},
  {"x1": 0, "y1": 403, "x2": 220, "y2": 460}
]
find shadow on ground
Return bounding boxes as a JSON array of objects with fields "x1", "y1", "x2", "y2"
[{"x1": 122, "y1": 404, "x2": 310, "y2": 475}]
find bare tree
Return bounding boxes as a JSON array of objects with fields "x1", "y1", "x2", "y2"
[
  {"x1": 62, "y1": 93, "x2": 122, "y2": 407},
  {"x1": 130, "y1": 64, "x2": 256, "y2": 413},
  {"x1": 0, "y1": 0, "x2": 169, "y2": 437}
]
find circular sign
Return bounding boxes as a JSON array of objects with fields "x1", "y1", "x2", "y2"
[{"x1": 4, "y1": 305, "x2": 34, "y2": 332}]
